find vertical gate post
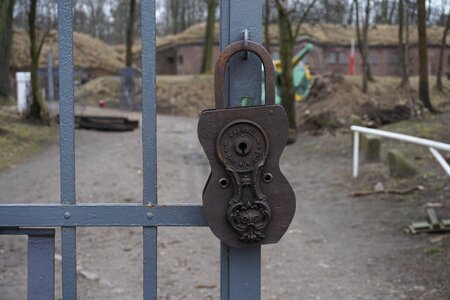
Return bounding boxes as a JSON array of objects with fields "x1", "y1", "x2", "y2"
[
  {"x1": 58, "y1": 0, "x2": 77, "y2": 299},
  {"x1": 220, "y1": 0, "x2": 263, "y2": 299},
  {"x1": 141, "y1": 0, "x2": 158, "y2": 299},
  {"x1": 28, "y1": 234, "x2": 55, "y2": 300}
]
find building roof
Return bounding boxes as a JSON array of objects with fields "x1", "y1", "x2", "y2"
[
  {"x1": 11, "y1": 22, "x2": 447, "y2": 72},
  {"x1": 152, "y1": 22, "x2": 449, "y2": 49},
  {"x1": 11, "y1": 28, "x2": 125, "y2": 73}
]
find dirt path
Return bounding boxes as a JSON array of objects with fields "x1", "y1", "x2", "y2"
[{"x1": 0, "y1": 111, "x2": 449, "y2": 300}]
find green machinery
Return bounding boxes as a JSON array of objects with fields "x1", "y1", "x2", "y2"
[{"x1": 262, "y1": 43, "x2": 314, "y2": 105}]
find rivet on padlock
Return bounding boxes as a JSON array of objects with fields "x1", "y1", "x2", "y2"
[{"x1": 198, "y1": 40, "x2": 296, "y2": 248}]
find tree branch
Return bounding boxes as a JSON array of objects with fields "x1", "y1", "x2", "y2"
[
  {"x1": 274, "y1": 0, "x2": 289, "y2": 18},
  {"x1": 37, "y1": 28, "x2": 52, "y2": 58},
  {"x1": 293, "y1": 0, "x2": 318, "y2": 40}
]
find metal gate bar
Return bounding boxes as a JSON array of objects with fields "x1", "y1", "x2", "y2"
[
  {"x1": 28, "y1": 233, "x2": 55, "y2": 300},
  {"x1": 57, "y1": 0, "x2": 77, "y2": 299},
  {"x1": 219, "y1": 0, "x2": 263, "y2": 298},
  {"x1": 0, "y1": 0, "x2": 265, "y2": 299},
  {"x1": 0, "y1": 204, "x2": 206, "y2": 226},
  {"x1": 0, "y1": 228, "x2": 55, "y2": 300},
  {"x1": 141, "y1": 0, "x2": 158, "y2": 298}
]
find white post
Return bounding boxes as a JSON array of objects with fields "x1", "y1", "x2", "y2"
[
  {"x1": 16, "y1": 72, "x2": 31, "y2": 114},
  {"x1": 429, "y1": 147, "x2": 450, "y2": 177},
  {"x1": 351, "y1": 125, "x2": 450, "y2": 152},
  {"x1": 353, "y1": 131, "x2": 360, "y2": 178}
]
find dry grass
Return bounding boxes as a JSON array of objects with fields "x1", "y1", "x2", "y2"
[
  {"x1": 76, "y1": 73, "x2": 450, "y2": 128},
  {"x1": 272, "y1": 23, "x2": 448, "y2": 46},
  {"x1": 11, "y1": 28, "x2": 125, "y2": 73},
  {"x1": 297, "y1": 74, "x2": 450, "y2": 132},
  {"x1": 346, "y1": 75, "x2": 450, "y2": 109},
  {"x1": 75, "y1": 75, "x2": 214, "y2": 116},
  {"x1": 123, "y1": 22, "x2": 449, "y2": 51},
  {"x1": 75, "y1": 76, "x2": 122, "y2": 105},
  {"x1": 0, "y1": 110, "x2": 58, "y2": 172}
]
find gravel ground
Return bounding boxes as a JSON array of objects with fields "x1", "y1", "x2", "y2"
[{"x1": 0, "y1": 110, "x2": 449, "y2": 300}]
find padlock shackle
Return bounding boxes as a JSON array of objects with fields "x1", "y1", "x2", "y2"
[{"x1": 214, "y1": 41, "x2": 275, "y2": 109}]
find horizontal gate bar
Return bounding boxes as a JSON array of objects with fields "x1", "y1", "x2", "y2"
[
  {"x1": 0, "y1": 204, "x2": 207, "y2": 227},
  {"x1": 0, "y1": 228, "x2": 55, "y2": 236}
]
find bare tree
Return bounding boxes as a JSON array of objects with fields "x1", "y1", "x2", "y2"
[
  {"x1": 398, "y1": 0, "x2": 410, "y2": 87},
  {"x1": 155, "y1": 0, "x2": 209, "y2": 36},
  {"x1": 361, "y1": 0, "x2": 371, "y2": 92},
  {"x1": 73, "y1": 0, "x2": 112, "y2": 40},
  {"x1": 355, "y1": 0, "x2": 374, "y2": 93},
  {"x1": 0, "y1": 0, "x2": 15, "y2": 101},
  {"x1": 106, "y1": 0, "x2": 141, "y2": 45},
  {"x1": 436, "y1": 13, "x2": 449, "y2": 91},
  {"x1": 169, "y1": 0, "x2": 180, "y2": 34},
  {"x1": 388, "y1": 0, "x2": 397, "y2": 24},
  {"x1": 28, "y1": 0, "x2": 50, "y2": 123},
  {"x1": 347, "y1": 0, "x2": 355, "y2": 24},
  {"x1": 14, "y1": 0, "x2": 57, "y2": 30},
  {"x1": 275, "y1": 0, "x2": 318, "y2": 144},
  {"x1": 200, "y1": 0, "x2": 217, "y2": 73},
  {"x1": 426, "y1": 0, "x2": 432, "y2": 22},
  {"x1": 320, "y1": 0, "x2": 347, "y2": 23},
  {"x1": 125, "y1": 0, "x2": 136, "y2": 67},
  {"x1": 417, "y1": 0, "x2": 436, "y2": 112}
]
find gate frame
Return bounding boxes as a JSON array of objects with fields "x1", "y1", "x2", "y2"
[{"x1": 0, "y1": 0, "x2": 265, "y2": 299}]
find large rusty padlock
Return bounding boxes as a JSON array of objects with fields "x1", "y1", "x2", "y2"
[{"x1": 197, "y1": 41, "x2": 296, "y2": 247}]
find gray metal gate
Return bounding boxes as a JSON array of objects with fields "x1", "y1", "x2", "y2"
[{"x1": 0, "y1": 0, "x2": 265, "y2": 299}]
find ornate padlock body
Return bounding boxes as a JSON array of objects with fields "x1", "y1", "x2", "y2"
[
  {"x1": 198, "y1": 105, "x2": 295, "y2": 247},
  {"x1": 197, "y1": 41, "x2": 296, "y2": 248}
]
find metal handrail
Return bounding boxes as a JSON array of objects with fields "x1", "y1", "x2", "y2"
[{"x1": 351, "y1": 125, "x2": 450, "y2": 178}]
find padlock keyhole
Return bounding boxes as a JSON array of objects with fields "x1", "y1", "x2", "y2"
[
  {"x1": 239, "y1": 142, "x2": 248, "y2": 155},
  {"x1": 235, "y1": 138, "x2": 252, "y2": 156}
]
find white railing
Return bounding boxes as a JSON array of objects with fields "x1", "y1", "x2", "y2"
[{"x1": 351, "y1": 125, "x2": 450, "y2": 178}]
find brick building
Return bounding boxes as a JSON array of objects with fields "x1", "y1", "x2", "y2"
[{"x1": 155, "y1": 23, "x2": 450, "y2": 77}]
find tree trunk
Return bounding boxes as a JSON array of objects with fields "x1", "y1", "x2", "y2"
[
  {"x1": 426, "y1": 0, "x2": 432, "y2": 22},
  {"x1": 0, "y1": 0, "x2": 15, "y2": 100},
  {"x1": 417, "y1": 0, "x2": 435, "y2": 112},
  {"x1": 357, "y1": 0, "x2": 371, "y2": 92},
  {"x1": 200, "y1": 0, "x2": 217, "y2": 73},
  {"x1": 181, "y1": 0, "x2": 187, "y2": 32},
  {"x1": 324, "y1": 0, "x2": 330, "y2": 22},
  {"x1": 125, "y1": 0, "x2": 136, "y2": 67},
  {"x1": 171, "y1": 0, "x2": 179, "y2": 34},
  {"x1": 347, "y1": 0, "x2": 354, "y2": 25},
  {"x1": 277, "y1": 5, "x2": 296, "y2": 143},
  {"x1": 355, "y1": 0, "x2": 374, "y2": 94},
  {"x1": 388, "y1": 1, "x2": 397, "y2": 24},
  {"x1": 398, "y1": 0, "x2": 409, "y2": 87},
  {"x1": 381, "y1": 0, "x2": 388, "y2": 23},
  {"x1": 363, "y1": 0, "x2": 375, "y2": 82},
  {"x1": 28, "y1": 0, "x2": 50, "y2": 123},
  {"x1": 362, "y1": 0, "x2": 370, "y2": 92},
  {"x1": 436, "y1": 13, "x2": 449, "y2": 91},
  {"x1": 405, "y1": 0, "x2": 410, "y2": 78}
]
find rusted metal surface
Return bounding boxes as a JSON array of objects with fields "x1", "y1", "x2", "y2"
[
  {"x1": 214, "y1": 40, "x2": 275, "y2": 108},
  {"x1": 198, "y1": 41, "x2": 295, "y2": 247}
]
